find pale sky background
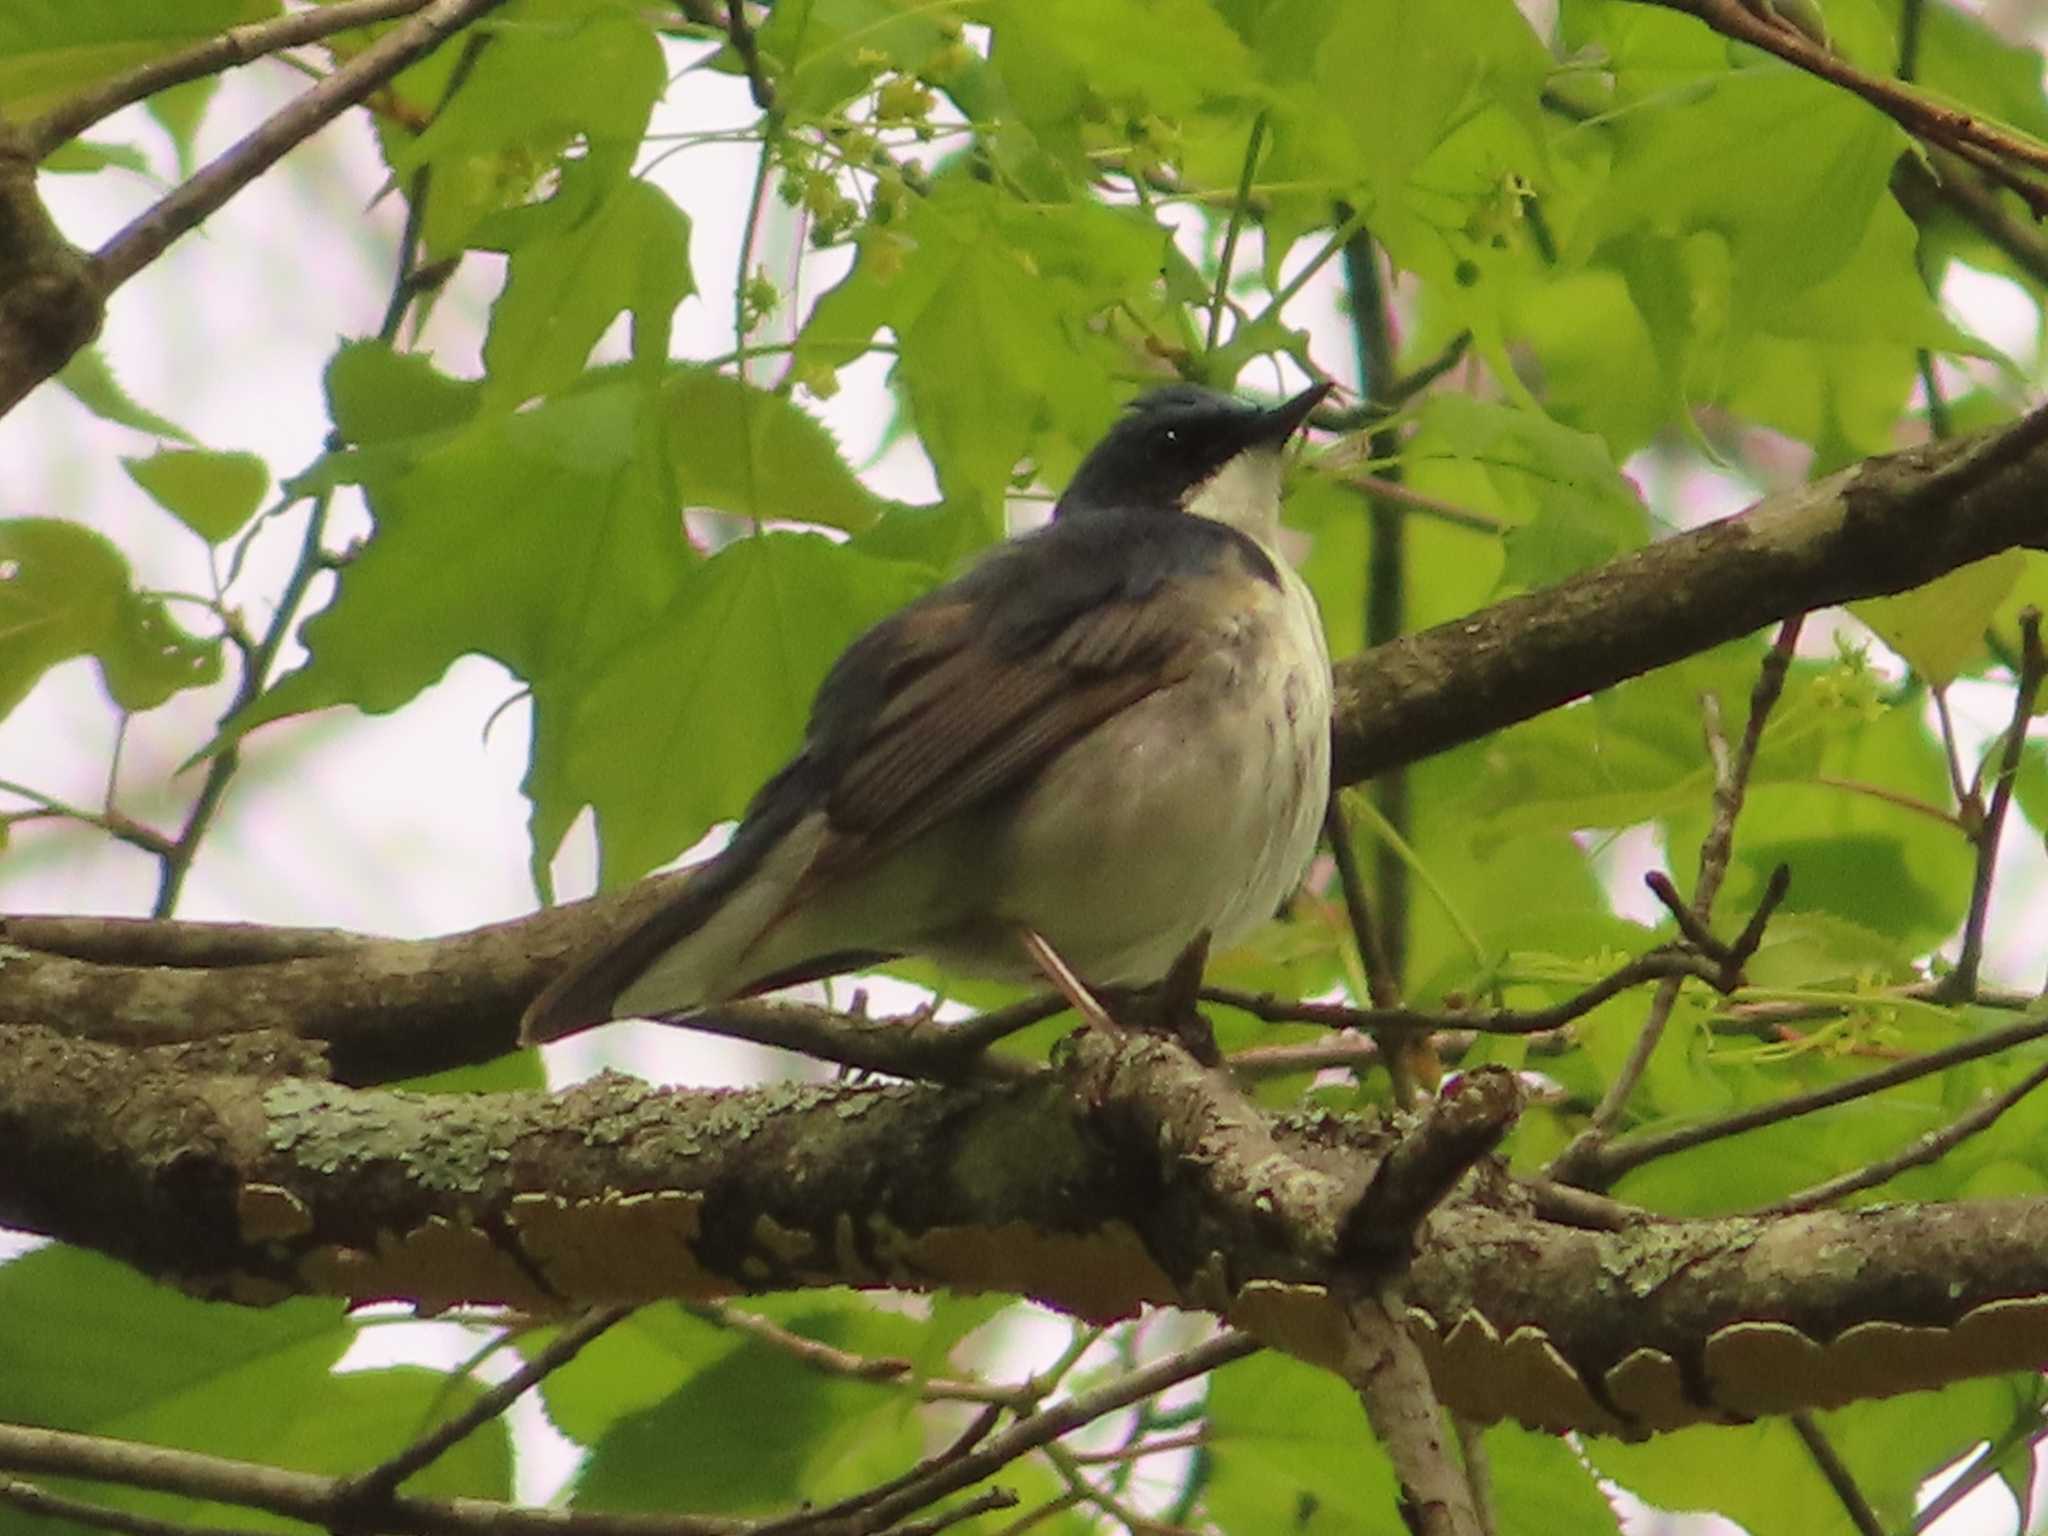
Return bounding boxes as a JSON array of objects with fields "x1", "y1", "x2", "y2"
[{"x1": 3, "y1": 16, "x2": 2047, "y2": 1533}]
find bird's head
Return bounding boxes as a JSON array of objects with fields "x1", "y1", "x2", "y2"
[{"x1": 1054, "y1": 380, "x2": 1332, "y2": 541}]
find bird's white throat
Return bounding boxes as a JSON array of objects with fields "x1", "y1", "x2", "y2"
[{"x1": 1182, "y1": 446, "x2": 1287, "y2": 546}]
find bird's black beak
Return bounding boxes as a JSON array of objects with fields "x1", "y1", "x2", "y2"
[{"x1": 1251, "y1": 380, "x2": 1335, "y2": 446}]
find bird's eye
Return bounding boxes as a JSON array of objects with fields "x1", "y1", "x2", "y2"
[{"x1": 1159, "y1": 427, "x2": 1183, "y2": 450}]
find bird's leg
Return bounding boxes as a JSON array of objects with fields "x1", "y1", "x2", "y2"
[{"x1": 1017, "y1": 928, "x2": 1118, "y2": 1030}]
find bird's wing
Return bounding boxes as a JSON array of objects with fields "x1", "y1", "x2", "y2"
[{"x1": 795, "y1": 568, "x2": 1232, "y2": 892}]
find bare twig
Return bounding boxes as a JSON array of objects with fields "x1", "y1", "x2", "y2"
[
  {"x1": 1042, "y1": 1443, "x2": 1200, "y2": 1536},
  {"x1": 0, "y1": 1476, "x2": 249, "y2": 1536},
  {"x1": 1790, "y1": 1412, "x2": 1885, "y2": 1536},
  {"x1": 1205, "y1": 947, "x2": 1732, "y2": 1038},
  {"x1": 688, "y1": 1300, "x2": 912, "y2": 1382},
  {"x1": 1629, "y1": 0, "x2": 2048, "y2": 212},
  {"x1": 759, "y1": 1333, "x2": 1261, "y2": 1536},
  {"x1": 1342, "y1": 222, "x2": 1413, "y2": 988},
  {"x1": 1327, "y1": 471, "x2": 1505, "y2": 535},
  {"x1": 153, "y1": 489, "x2": 335, "y2": 917},
  {"x1": 1757, "y1": 1055, "x2": 2048, "y2": 1215},
  {"x1": 0, "y1": 1420, "x2": 745, "y2": 1536},
  {"x1": 93, "y1": 0, "x2": 512, "y2": 292},
  {"x1": 26, "y1": 0, "x2": 437, "y2": 159},
  {"x1": 1941, "y1": 608, "x2": 2045, "y2": 1001},
  {"x1": 1206, "y1": 113, "x2": 1266, "y2": 355},
  {"x1": 1907, "y1": 1416, "x2": 2047, "y2": 1534},
  {"x1": 768, "y1": 1406, "x2": 1004, "y2": 1529},
  {"x1": 1584, "y1": 1008, "x2": 2048, "y2": 1188},
  {"x1": 1451, "y1": 1415, "x2": 1498, "y2": 1536},
  {"x1": 1552, "y1": 618, "x2": 1801, "y2": 1182},
  {"x1": 1325, "y1": 794, "x2": 1418, "y2": 1104},
  {"x1": 333, "y1": 1305, "x2": 633, "y2": 1513},
  {"x1": 1894, "y1": 151, "x2": 2048, "y2": 295},
  {"x1": 0, "y1": 780, "x2": 176, "y2": 859},
  {"x1": 721, "y1": 0, "x2": 776, "y2": 113}
]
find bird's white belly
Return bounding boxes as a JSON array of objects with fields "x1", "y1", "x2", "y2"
[{"x1": 967, "y1": 565, "x2": 1331, "y2": 985}]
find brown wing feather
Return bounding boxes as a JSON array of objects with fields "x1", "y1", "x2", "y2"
[{"x1": 789, "y1": 571, "x2": 1237, "y2": 898}]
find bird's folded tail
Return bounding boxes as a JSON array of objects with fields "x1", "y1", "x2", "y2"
[{"x1": 520, "y1": 806, "x2": 832, "y2": 1045}]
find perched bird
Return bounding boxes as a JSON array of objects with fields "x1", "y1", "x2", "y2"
[{"x1": 521, "y1": 379, "x2": 1334, "y2": 1045}]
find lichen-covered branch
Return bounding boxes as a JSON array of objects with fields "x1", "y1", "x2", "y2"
[{"x1": 8, "y1": 1021, "x2": 2048, "y2": 1436}]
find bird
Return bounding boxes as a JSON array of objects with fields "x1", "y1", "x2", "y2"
[{"x1": 520, "y1": 378, "x2": 1335, "y2": 1046}]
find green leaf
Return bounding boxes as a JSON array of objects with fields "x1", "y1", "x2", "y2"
[
  {"x1": 41, "y1": 138, "x2": 151, "y2": 174},
  {"x1": 1591, "y1": 1377, "x2": 2030, "y2": 1535},
  {"x1": 662, "y1": 369, "x2": 889, "y2": 532},
  {"x1": 0, "y1": 518, "x2": 221, "y2": 718},
  {"x1": 0, "y1": 1252, "x2": 508, "y2": 1528},
  {"x1": 1851, "y1": 550, "x2": 2027, "y2": 686},
  {"x1": 797, "y1": 175, "x2": 1150, "y2": 515},
  {"x1": 324, "y1": 339, "x2": 483, "y2": 448},
  {"x1": 0, "y1": 1246, "x2": 348, "y2": 1433},
  {"x1": 240, "y1": 377, "x2": 678, "y2": 730},
  {"x1": 0, "y1": 0, "x2": 278, "y2": 121},
  {"x1": 393, "y1": 0, "x2": 666, "y2": 256},
  {"x1": 1487, "y1": 1424, "x2": 1621, "y2": 1536},
  {"x1": 147, "y1": 76, "x2": 220, "y2": 178},
  {"x1": 122, "y1": 449, "x2": 270, "y2": 543},
  {"x1": 1317, "y1": 0, "x2": 1545, "y2": 213},
  {"x1": 756, "y1": 0, "x2": 954, "y2": 120},
  {"x1": 1404, "y1": 393, "x2": 1645, "y2": 590},
  {"x1": 57, "y1": 346, "x2": 194, "y2": 442},
  {"x1": 1204, "y1": 1350, "x2": 1399, "y2": 1531},
  {"x1": 480, "y1": 170, "x2": 696, "y2": 406},
  {"x1": 2016, "y1": 739, "x2": 2048, "y2": 835},
  {"x1": 557, "y1": 530, "x2": 933, "y2": 884},
  {"x1": 573, "y1": 1305, "x2": 919, "y2": 1514}
]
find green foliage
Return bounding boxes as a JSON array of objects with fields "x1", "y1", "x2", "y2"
[
  {"x1": 11, "y1": 0, "x2": 2048, "y2": 1531},
  {"x1": 0, "y1": 518, "x2": 220, "y2": 716}
]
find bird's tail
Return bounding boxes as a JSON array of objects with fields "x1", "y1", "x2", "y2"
[{"x1": 518, "y1": 776, "x2": 826, "y2": 1045}]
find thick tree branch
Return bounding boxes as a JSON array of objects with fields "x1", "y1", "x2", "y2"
[
  {"x1": 1331, "y1": 406, "x2": 2048, "y2": 782},
  {"x1": 10, "y1": 1022, "x2": 2048, "y2": 1434}
]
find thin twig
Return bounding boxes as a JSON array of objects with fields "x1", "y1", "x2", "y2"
[
  {"x1": 0, "y1": 780, "x2": 176, "y2": 858},
  {"x1": 1328, "y1": 471, "x2": 1505, "y2": 534},
  {"x1": 1203, "y1": 946, "x2": 1732, "y2": 1038},
  {"x1": 1942, "y1": 608, "x2": 2045, "y2": 1000},
  {"x1": 334, "y1": 1305, "x2": 633, "y2": 1512},
  {"x1": 689, "y1": 1300, "x2": 912, "y2": 1382},
  {"x1": 1789, "y1": 1412, "x2": 1885, "y2": 1536},
  {"x1": 154, "y1": 490, "x2": 335, "y2": 916},
  {"x1": 1342, "y1": 220, "x2": 1412, "y2": 988},
  {"x1": 722, "y1": 0, "x2": 776, "y2": 113},
  {"x1": 1452, "y1": 1415, "x2": 1498, "y2": 1536},
  {"x1": 1630, "y1": 0, "x2": 2048, "y2": 211},
  {"x1": 26, "y1": 0, "x2": 436, "y2": 159},
  {"x1": 1325, "y1": 794, "x2": 1415, "y2": 1104},
  {"x1": 0, "y1": 1476, "x2": 250, "y2": 1536},
  {"x1": 1757, "y1": 1055, "x2": 2048, "y2": 1215},
  {"x1": 1554, "y1": 618, "x2": 1801, "y2": 1179},
  {"x1": 1908, "y1": 1416, "x2": 2047, "y2": 1534},
  {"x1": 93, "y1": 0, "x2": 512, "y2": 292},
  {"x1": 1206, "y1": 112, "x2": 1265, "y2": 355},
  {"x1": 1043, "y1": 1444, "x2": 1201, "y2": 1536},
  {"x1": 758, "y1": 1333, "x2": 1260, "y2": 1536},
  {"x1": 1586, "y1": 1008, "x2": 2048, "y2": 1187}
]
